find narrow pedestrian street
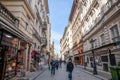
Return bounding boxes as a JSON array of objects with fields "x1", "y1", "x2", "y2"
[
  {"x1": 34, "y1": 64, "x2": 101, "y2": 80},
  {"x1": 1, "y1": 0, "x2": 120, "y2": 80}
]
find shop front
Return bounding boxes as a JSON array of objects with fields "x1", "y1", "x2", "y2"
[
  {"x1": 0, "y1": 30, "x2": 19, "y2": 80},
  {"x1": 0, "y1": 28, "x2": 32, "y2": 80},
  {"x1": 0, "y1": 29, "x2": 32, "y2": 80},
  {"x1": 74, "y1": 55, "x2": 79, "y2": 64},
  {"x1": 16, "y1": 40, "x2": 31, "y2": 77},
  {"x1": 0, "y1": 2, "x2": 33, "y2": 80},
  {"x1": 83, "y1": 43, "x2": 117, "y2": 72}
]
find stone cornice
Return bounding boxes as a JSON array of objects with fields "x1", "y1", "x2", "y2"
[
  {"x1": 24, "y1": 0, "x2": 35, "y2": 19},
  {"x1": 44, "y1": 0, "x2": 49, "y2": 14},
  {"x1": 0, "y1": 0, "x2": 35, "y2": 20}
]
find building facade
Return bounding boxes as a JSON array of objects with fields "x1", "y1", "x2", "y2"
[
  {"x1": 68, "y1": 0, "x2": 83, "y2": 65},
  {"x1": 62, "y1": 0, "x2": 120, "y2": 73},
  {"x1": 0, "y1": 0, "x2": 34, "y2": 79},
  {"x1": 0, "y1": 0, "x2": 50, "y2": 80},
  {"x1": 81, "y1": 0, "x2": 120, "y2": 72},
  {"x1": 60, "y1": 23, "x2": 73, "y2": 62},
  {"x1": 31, "y1": 0, "x2": 50, "y2": 70}
]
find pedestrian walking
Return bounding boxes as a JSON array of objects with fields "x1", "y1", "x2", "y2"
[
  {"x1": 55, "y1": 60, "x2": 59, "y2": 70},
  {"x1": 66, "y1": 58, "x2": 74, "y2": 80},
  {"x1": 59, "y1": 59, "x2": 62, "y2": 68},
  {"x1": 50, "y1": 59, "x2": 56, "y2": 76}
]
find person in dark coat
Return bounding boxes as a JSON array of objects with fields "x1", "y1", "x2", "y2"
[
  {"x1": 50, "y1": 59, "x2": 56, "y2": 76},
  {"x1": 66, "y1": 58, "x2": 74, "y2": 80},
  {"x1": 59, "y1": 59, "x2": 62, "y2": 68},
  {"x1": 55, "y1": 60, "x2": 59, "y2": 70}
]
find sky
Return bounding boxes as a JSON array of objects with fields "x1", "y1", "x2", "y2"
[{"x1": 48, "y1": 0, "x2": 73, "y2": 54}]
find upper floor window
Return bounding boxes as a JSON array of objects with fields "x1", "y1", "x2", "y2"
[
  {"x1": 28, "y1": 0, "x2": 32, "y2": 5},
  {"x1": 100, "y1": 34, "x2": 105, "y2": 45},
  {"x1": 75, "y1": 0, "x2": 79, "y2": 3},
  {"x1": 90, "y1": 10, "x2": 93, "y2": 17},
  {"x1": 106, "y1": 0, "x2": 112, "y2": 8},
  {"x1": 26, "y1": 15, "x2": 30, "y2": 32},
  {"x1": 110, "y1": 24, "x2": 120, "y2": 47},
  {"x1": 110, "y1": 25, "x2": 119, "y2": 38},
  {"x1": 36, "y1": 20, "x2": 38, "y2": 28}
]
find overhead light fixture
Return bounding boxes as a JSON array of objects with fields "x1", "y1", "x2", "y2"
[{"x1": 5, "y1": 34, "x2": 13, "y2": 38}]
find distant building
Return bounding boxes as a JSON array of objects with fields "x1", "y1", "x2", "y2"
[
  {"x1": 60, "y1": 23, "x2": 73, "y2": 61},
  {"x1": 81, "y1": 0, "x2": 120, "y2": 72},
  {"x1": 69, "y1": 0, "x2": 83, "y2": 65},
  {"x1": 50, "y1": 41, "x2": 55, "y2": 59}
]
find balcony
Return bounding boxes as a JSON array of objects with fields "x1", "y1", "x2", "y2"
[
  {"x1": 0, "y1": 2, "x2": 19, "y2": 26},
  {"x1": 42, "y1": 22, "x2": 47, "y2": 30},
  {"x1": 40, "y1": 37, "x2": 47, "y2": 46}
]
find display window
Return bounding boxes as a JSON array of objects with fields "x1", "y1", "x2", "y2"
[{"x1": 0, "y1": 31, "x2": 18, "y2": 80}]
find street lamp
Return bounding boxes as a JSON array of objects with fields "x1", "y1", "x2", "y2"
[{"x1": 90, "y1": 39, "x2": 97, "y2": 75}]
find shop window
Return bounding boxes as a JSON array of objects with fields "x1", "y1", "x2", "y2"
[
  {"x1": 87, "y1": 57, "x2": 89, "y2": 63},
  {"x1": 101, "y1": 56, "x2": 108, "y2": 62},
  {"x1": 90, "y1": 57, "x2": 93, "y2": 61},
  {"x1": 0, "y1": 32, "x2": 18, "y2": 80},
  {"x1": 103, "y1": 63, "x2": 108, "y2": 71}
]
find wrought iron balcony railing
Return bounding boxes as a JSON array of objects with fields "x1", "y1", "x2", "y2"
[{"x1": 0, "y1": 2, "x2": 19, "y2": 26}]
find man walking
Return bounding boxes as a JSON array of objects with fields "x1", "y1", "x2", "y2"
[
  {"x1": 50, "y1": 59, "x2": 56, "y2": 76},
  {"x1": 66, "y1": 58, "x2": 74, "y2": 80}
]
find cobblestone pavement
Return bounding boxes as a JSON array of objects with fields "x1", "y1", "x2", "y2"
[{"x1": 34, "y1": 64, "x2": 102, "y2": 80}]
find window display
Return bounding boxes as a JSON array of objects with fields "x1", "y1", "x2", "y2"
[{"x1": 0, "y1": 31, "x2": 18, "y2": 80}]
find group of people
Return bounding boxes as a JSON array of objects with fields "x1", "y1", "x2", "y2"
[{"x1": 50, "y1": 58, "x2": 74, "y2": 80}]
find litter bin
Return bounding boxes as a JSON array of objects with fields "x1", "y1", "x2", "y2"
[{"x1": 110, "y1": 66, "x2": 120, "y2": 80}]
